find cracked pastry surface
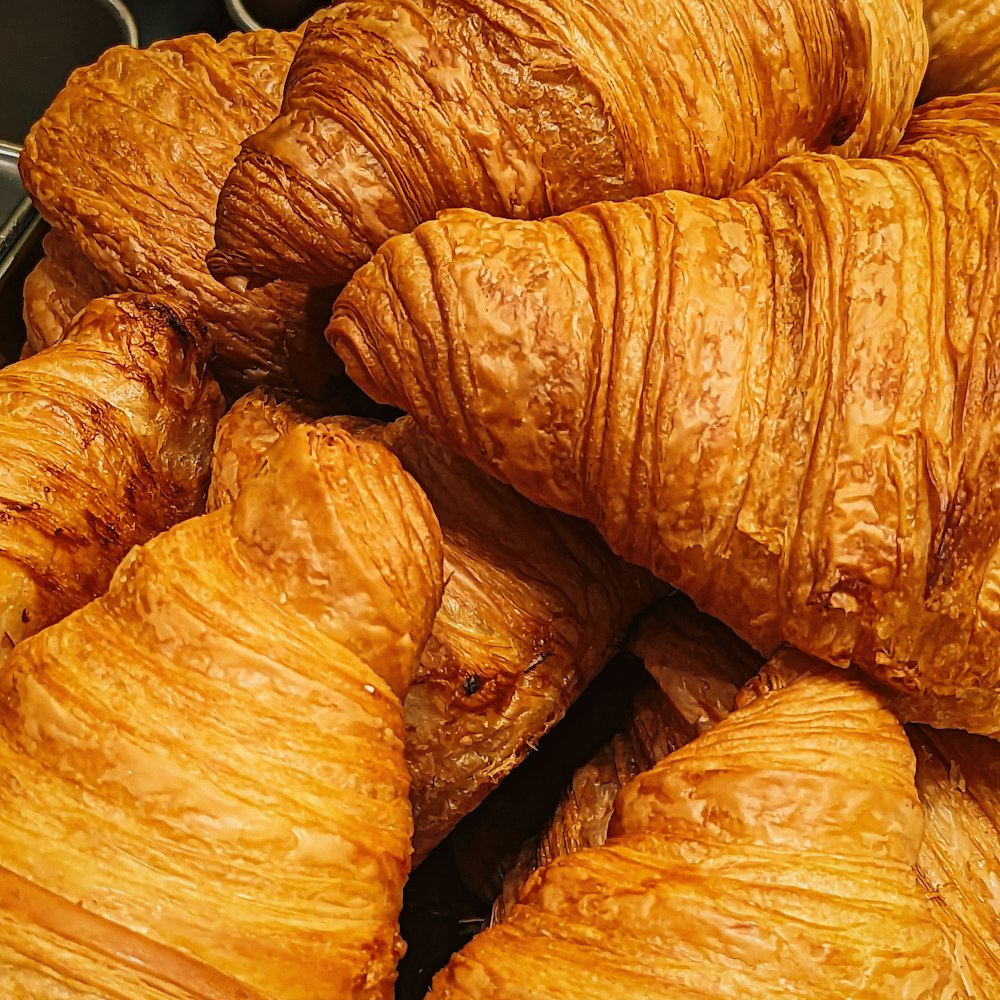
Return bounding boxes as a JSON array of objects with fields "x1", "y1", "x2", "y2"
[
  {"x1": 330, "y1": 91, "x2": 1000, "y2": 735},
  {"x1": 210, "y1": 0, "x2": 927, "y2": 287},
  {"x1": 0, "y1": 423, "x2": 444, "y2": 998},
  {"x1": 19, "y1": 27, "x2": 339, "y2": 394},
  {"x1": 208, "y1": 390, "x2": 660, "y2": 860}
]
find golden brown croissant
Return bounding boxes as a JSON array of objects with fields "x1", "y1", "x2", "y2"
[
  {"x1": 210, "y1": 0, "x2": 928, "y2": 288},
  {"x1": 0, "y1": 422, "x2": 444, "y2": 998},
  {"x1": 209, "y1": 389, "x2": 660, "y2": 859},
  {"x1": 19, "y1": 28, "x2": 338, "y2": 394},
  {"x1": 493, "y1": 608, "x2": 1000, "y2": 995},
  {"x1": 921, "y1": 0, "x2": 1000, "y2": 101},
  {"x1": 0, "y1": 292, "x2": 222, "y2": 653},
  {"x1": 21, "y1": 230, "x2": 110, "y2": 357},
  {"x1": 493, "y1": 597, "x2": 761, "y2": 922},
  {"x1": 426, "y1": 651, "x2": 962, "y2": 998},
  {"x1": 331, "y1": 91, "x2": 1000, "y2": 736}
]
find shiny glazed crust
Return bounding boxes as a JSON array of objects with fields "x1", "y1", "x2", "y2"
[
  {"x1": 0, "y1": 293, "x2": 222, "y2": 652},
  {"x1": 210, "y1": 0, "x2": 927, "y2": 286},
  {"x1": 207, "y1": 390, "x2": 661, "y2": 859},
  {"x1": 427, "y1": 652, "x2": 962, "y2": 998},
  {"x1": 0, "y1": 424, "x2": 444, "y2": 997},
  {"x1": 330, "y1": 92, "x2": 1000, "y2": 735},
  {"x1": 19, "y1": 29, "x2": 339, "y2": 394}
]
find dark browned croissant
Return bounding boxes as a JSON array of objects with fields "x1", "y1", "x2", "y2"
[
  {"x1": 210, "y1": 0, "x2": 927, "y2": 288},
  {"x1": 19, "y1": 28, "x2": 338, "y2": 395},
  {"x1": 330, "y1": 91, "x2": 1000, "y2": 736},
  {"x1": 0, "y1": 293, "x2": 221, "y2": 652},
  {"x1": 209, "y1": 389, "x2": 660, "y2": 859},
  {"x1": 0, "y1": 423, "x2": 444, "y2": 997}
]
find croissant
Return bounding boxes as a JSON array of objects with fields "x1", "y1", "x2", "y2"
[
  {"x1": 210, "y1": 0, "x2": 927, "y2": 288},
  {"x1": 209, "y1": 389, "x2": 659, "y2": 859},
  {"x1": 0, "y1": 293, "x2": 221, "y2": 653},
  {"x1": 495, "y1": 605, "x2": 1000, "y2": 995},
  {"x1": 331, "y1": 91, "x2": 1000, "y2": 736},
  {"x1": 0, "y1": 422, "x2": 444, "y2": 998},
  {"x1": 19, "y1": 28, "x2": 338, "y2": 395},
  {"x1": 920, "y1": 0, "x2": 1000, "y2": 101},
  {"x1": 20, "y1": 230, "x2": 109, "y2": 356},
  {"x1": 493, "y1": 597, "x2": 761, "y2": 922},
  {"x1": 426, "y1": 651, "x2": 962, "y2": 997}
]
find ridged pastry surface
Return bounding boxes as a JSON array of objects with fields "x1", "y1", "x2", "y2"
[
  {"x1": 0, "y1": 293, "x2": 222, "y2": 653},
  {"x1": 920, "y1": 0, "x2": 1000, "y2": 101},
  {"x1": 211, "y1": 0, "x2": 927, "y2": 286},
  {"x1": 0, "y1": 424, "x2": 443, "y2": 997},
  {"x1": 428, "y1": 653, "x2": 962, "y2": 998},
  {"x1": 330, "y1": 91, "x2": 1000, "y2": 735},
  {"x1": 20, "y1": 230, "x2": 109, "y2": 357},
  {"x1": 208, "y1": 391, "x2": 659, "y2": 860},
  {"x1": 19, "y1": 29, "x2": 337, "y2": 394}
]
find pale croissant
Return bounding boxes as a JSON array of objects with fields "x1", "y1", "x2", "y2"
[
  {"x1": 0, "y1": 423, "x2": 443, "y2": 998},
  {"x1": 0, "y1": 293, "x2": 221, "y2": 652},
  {"x1": 19, "y1": 28, "x2": 337, "y2": 394},
  {"x1": 331, "y1": 91, "x2": 1000, "y2": 736},
  {"x1": 209, "y1": 389, "x2": 659, "y2": 859},
  {"x1": 210, "y1": 0, "x2": 927, "y2": 288},
  {"x1": 427, "y1": 652, "x2": 962, "y2": 998}
]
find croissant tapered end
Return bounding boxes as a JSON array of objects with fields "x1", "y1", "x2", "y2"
[
  {"x1": 234, "y1": 422, "x2": 444, "y2": 698},
  {"x1": 329, "y1": 92, "x2": 1000, "y2": 736},
  {"x1": 0, "y1": 419, "x2": 444, "y2": 999},
  {"x1": 211, "y1": 0, "x2": 926, "y2": 288},
  {"x1": 0, "y1": 291, "x2": 223, "y2": 651},
  {"x1": 428, "y1": 654, "x2": 961, "y2": 999}
]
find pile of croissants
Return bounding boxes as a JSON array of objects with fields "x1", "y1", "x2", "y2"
[{"x1": 3, "y1": 0, "x2": 1000, "y2": 995}]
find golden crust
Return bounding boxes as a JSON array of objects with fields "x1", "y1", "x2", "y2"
[
  {"x1": 0, "y1": 292, "x2": 222, "y2": 653},
  {"x1": 429, "y1": 654, "x2": 961, "y2": 998},
  {"x1": 20, "y1": 230, "x2": 109, "y2": 357},
  {"x1": 211, "y1": 0, "x2": 927, "y2": 287},
  {"x1": 0, "y1": 423, "x2": 444, "y2": 998},
  {"x1": 493, "y1": 598, "x2": 762, "y2": 922},
  {"x1": 920, "y1": 0, "x2": 1000, "y2": 101},
  {"x1": 19, "y1": 29, "x2": 339, "y2": 394},
  {"x1": 495, "y1": 614, "x2": 1000, "y2": 996},
  {"x1": 330, "y1": 92, "x2": 1000, "y2": 735},
  {"x1": 208, "y1": 391, "x2": 661, "y2": 859}
]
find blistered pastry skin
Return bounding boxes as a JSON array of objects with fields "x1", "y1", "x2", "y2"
[
  {"x1": 208, "y1": 391, "x2": 660, "y2": 859},
  {"x1": 0, "y1": 292, "x2": 222, "y2": 653},
  {"x1": 210, "y1": 0, "x2": 927, "y2": 287},
  {"x1": 427, "y1": 653, "x2": 962, "y2": 998},
  {"x1": 331, "y1": 92, "x2": 1000, "y2": 735},
  {"x1": 0, "y1": 423, "x2": 444, "y2": 998},
  {"x1": 19, "y1": 28, "x2": 339, "y2": 394}
]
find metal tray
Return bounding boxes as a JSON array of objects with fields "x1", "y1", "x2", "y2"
[{"x1": 0, "y1": 142, "x2": 44, "y2": 366}]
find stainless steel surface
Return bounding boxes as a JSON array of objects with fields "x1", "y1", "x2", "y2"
[
  {"x1": 225, "y1": 0, "x2": 322, "y2": 31},
  {"x1": 0, "y1": 142, "x2": 40, "y2": 289},
  {"x1": 1, "y1": 0, "x2": 138, "y2": 144}
]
